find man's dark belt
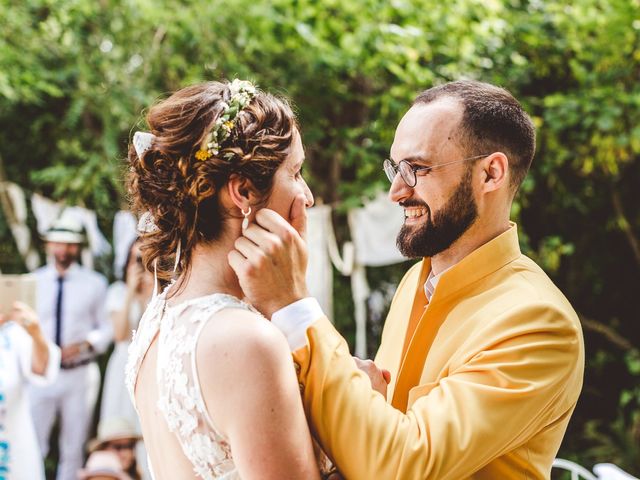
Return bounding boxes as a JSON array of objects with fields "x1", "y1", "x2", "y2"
[{"x1": 60, "y1": 357, "x2": 96, "y2": 370}]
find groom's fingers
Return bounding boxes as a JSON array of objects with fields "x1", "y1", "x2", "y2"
[
  {"x1": 289, "y1": 194, "x2": 308, "y2": 240},
  {"x1": 228, "y1": 249, "x2": 249, "y2": 275},
  {"x1": 241, "y1": 223, "x2": 283, "y2": 254},
  {"x1": 254, "y1": 209, "x2": 301, "y2": 244},
  {"x1": 232, "y1": 236, "x2": 264, "y2": 260}
]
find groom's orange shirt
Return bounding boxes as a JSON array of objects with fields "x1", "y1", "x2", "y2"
[{"x1": 278, "y1": 224, "x2": 584, "y2": 479}]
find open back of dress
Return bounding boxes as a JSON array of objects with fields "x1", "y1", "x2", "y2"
[{"x1": 125, "y1": 289, "x2": 257, "y2": 480}]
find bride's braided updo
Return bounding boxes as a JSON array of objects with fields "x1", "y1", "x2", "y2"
[{"x1": 127, "y1": 81, "x2": 297, "y2": 281}]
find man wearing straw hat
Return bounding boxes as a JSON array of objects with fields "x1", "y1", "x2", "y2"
[{"x1": 29, "y1": 215, "x2": 111, "y2": 480}]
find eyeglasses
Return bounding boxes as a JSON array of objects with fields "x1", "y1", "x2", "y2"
[
  {"x1": 383, "y1": 154, "x2": 490, "y2": 187},
  {"x1": 105, "y1": 441, "x2": 136, "y2": 451}
]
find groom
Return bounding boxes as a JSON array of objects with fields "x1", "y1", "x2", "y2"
[{"x1": 229, "y1": 80, "x2": 584, "y2": 479}]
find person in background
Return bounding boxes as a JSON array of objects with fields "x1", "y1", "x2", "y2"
[
  {"x1": 100, "y1": 238, "x2": 153, "y2": 426},
  {"x1": 77, "y1": 450, "x2": 132, "y2": 480},
  {"x1": 30, "y1": 216, "x2": 111, "y2": 480},
  {"x1": 88, "y1": 417, "x2": 142, "y2": 480},
  {"x1": 0, "y1": 301, "x2": 60, "y2": 480}
]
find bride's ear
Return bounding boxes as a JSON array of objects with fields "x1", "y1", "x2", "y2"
[{"x1": 226, "y1": 174, "x2": 258, "y2": 211}]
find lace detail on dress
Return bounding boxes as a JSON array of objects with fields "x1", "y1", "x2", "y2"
[{"x1": 125, "y1": 287, "x2": 259, "y2": 479}]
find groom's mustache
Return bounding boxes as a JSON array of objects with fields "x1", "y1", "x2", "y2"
[{"x1": 399, "y1": 200, "x2": 429, "y2": 209}]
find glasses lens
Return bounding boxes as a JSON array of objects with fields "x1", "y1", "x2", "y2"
[
  {"x1": 398, "y1": 161, "x2": 416, "y2": 187},
  {"x1": 383, "y1": 159, "x2": 397, "y2": 183}
]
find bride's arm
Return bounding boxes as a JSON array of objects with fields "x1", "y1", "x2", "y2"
[{"x1": 197, "y1": 309, "x2": 321, "y2": 480}]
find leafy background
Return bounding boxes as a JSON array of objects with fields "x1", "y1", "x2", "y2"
[{"x1": 1, "y1": 0, "x2": 638, "y2": 476}]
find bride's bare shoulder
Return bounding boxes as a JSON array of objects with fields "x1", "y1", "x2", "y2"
[
  {"x1": 198, "y1": 307, "x2": 288, "y2": 356},
  {"x1": 194, "y1": 308, "x2": 296, "y2": 434},
  {"x1": 195, "y1": 307, "x2": 292, "y2": 385}
]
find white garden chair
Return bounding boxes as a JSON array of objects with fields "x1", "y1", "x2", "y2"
[{"x1": 553, "y1": 458, "x2": 639, "y2": 480}]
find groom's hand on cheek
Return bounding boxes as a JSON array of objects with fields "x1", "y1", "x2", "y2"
[{"x1": 228, "y1": 195, "x2": 310, "y2": 318}]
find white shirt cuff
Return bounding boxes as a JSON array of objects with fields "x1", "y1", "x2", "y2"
[
  {"x1": 271, "y1": 297, "x2": 324, "y2": 351},
  {"x1": 87, "y1": 325, "x2": 112, "y2": 354}
]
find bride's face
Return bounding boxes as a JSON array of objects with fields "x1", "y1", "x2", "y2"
[{"x1": 264, "y1": 129, "x2": 314, "y2": 223}]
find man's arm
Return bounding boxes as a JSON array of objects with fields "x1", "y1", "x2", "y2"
[
  {"x1": 292, "y1": 307, "x2": 580, "y2": 479},
  {"x1": 86, "y1": 276, "x2": 112, "y2": 354},
  {"x1": 3, "y1": 302, "x2": 60, "y2": 383}
]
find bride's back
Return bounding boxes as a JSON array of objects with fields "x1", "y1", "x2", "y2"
[
  {"x1": 134, "y1": 327, "x2": 193, "y2": 479},
  {"x1": 127, "y1": 292, "x2": 257, "y2": 480}
]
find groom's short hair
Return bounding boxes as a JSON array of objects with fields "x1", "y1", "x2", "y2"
[{"x1": 414, "y1": 80, "x2": 536, "y2": 193}]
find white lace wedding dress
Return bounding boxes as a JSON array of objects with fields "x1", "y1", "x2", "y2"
[{"x1": 125, "y1": 286, "x2": 258, "y2": 480}]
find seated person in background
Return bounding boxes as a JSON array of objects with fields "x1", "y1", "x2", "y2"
[
  {"x1": 88, "y1": 417, "x2": 143, "y2": 480},
  {"x1": 0, "y1": 301, "x2": 60, "y2": 480},
  {"x1": 77, "y1": 450, "x2": 132, "y2": 480}
]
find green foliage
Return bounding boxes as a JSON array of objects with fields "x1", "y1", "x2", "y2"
[{"x1": 1, "y1": 0, "x2": 639, "y2": 473}]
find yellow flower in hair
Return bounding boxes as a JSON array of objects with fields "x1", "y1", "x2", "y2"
[
  {"x1": 195, "y1": 149, "x2": 212, "y2": 161},
  {"x1": 194, "y1": 79, "x2": 257, "y2": 163}
]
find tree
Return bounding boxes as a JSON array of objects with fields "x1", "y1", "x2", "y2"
[{"x1": 1, "y1": 0, "x2": 638, "y2": 472}]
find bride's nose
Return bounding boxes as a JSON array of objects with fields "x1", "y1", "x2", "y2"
[{"x1": 302, "y1": 179, "x2": 314, "y2": 208}]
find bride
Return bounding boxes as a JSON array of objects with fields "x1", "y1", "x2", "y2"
[{"x1": 125, "y1": 79, "x2": 325, "y2": 479}]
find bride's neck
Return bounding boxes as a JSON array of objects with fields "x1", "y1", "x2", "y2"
[{"x1": 170, "y1": 232, "x2": 244, "y2": 302}]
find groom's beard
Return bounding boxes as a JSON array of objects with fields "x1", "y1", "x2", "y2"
[{"x1": 396, "y1": 169, "x2": 478, "y2": 259}]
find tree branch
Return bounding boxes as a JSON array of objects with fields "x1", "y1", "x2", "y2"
[
  {"x1": 612, "y1": 189, "x2": 640, "y2": 267},
  {"x1": 0, "y1": 154, "x2": 18, "y2": 227},
  {"x1": 579, "y1": 312, "x2": 634, "y2": 351}
]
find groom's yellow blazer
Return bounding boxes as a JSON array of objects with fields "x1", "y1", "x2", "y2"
[{"x1": 293, "y1": 224, "x2": 584, "y2": 479}]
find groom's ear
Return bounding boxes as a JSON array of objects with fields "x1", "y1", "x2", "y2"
[{"x1": 226, "y1": 174, "x2": 259, "y2": 210}]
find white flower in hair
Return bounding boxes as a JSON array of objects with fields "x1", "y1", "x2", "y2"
[
  {"x1": 137, "y1": 211, "x2": 159, "y2": 234},
  {"x1": 133, "y1": 131, "x2": 156, "y2": 157}
]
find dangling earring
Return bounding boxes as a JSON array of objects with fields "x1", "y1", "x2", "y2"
[
  {"x1": 173, "y1": 239, "x2": 181, "y2": 274},
  {"x1": 152, "y1": 258, "x2": 159, "y2": 298},
  {"x1": 241, "y1": 207, "x2": 252, "y2": 232}
]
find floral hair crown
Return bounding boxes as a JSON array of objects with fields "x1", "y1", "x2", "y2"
[{"x1": 195, "y1": 79, "x2": 258, "y2": 161}]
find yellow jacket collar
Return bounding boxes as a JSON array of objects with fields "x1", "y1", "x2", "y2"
[{"x1": 424, "y1": 222, "x2": 521, "y2": 303}]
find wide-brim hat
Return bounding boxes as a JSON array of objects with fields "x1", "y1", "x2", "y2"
[
  {"x1": 88, "y1": 417, "x2": 142, "y2": 453},
  {"x1": 42, "y1": 216, "x2": 86, "y2": 244},
  {"x1": 77, "y1": 451, "x2": 133, "y2": 480}
]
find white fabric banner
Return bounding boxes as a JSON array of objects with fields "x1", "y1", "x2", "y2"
[
  {"x1": 348, "y1": 192, "x2": 407, "y2": 267},
  {"x1": 306, "y1": 205, "x2": 333, "y2": 322},
  {"x1": 1, "y1": 182, "x2": 40, "y2": 270},
  {"x1": 112, "y1": 211, "x2": 138, "y2": 279}
]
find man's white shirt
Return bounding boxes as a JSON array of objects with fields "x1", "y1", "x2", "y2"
[{"x1": 34, "y1": 263, "x2": 111, "y2": 353}]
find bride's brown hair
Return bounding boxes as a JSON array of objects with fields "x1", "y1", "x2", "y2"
[{"x1": 127, "y1": 81, "x2": 297, "y2": 281}]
